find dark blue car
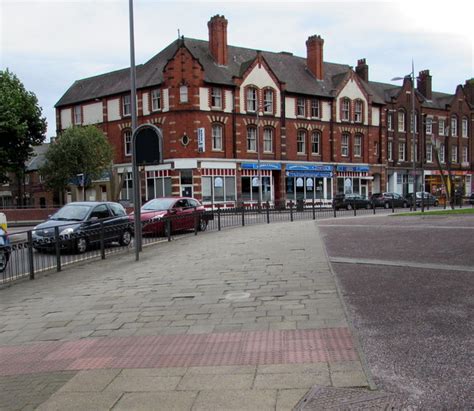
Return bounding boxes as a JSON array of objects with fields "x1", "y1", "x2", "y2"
[{"x1": 32, "y1": 202, "x2": 132, "y2": 253}]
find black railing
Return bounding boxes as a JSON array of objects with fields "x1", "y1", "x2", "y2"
[{"x1": 1, "y1": 198, "x2": 473, "y2": 287}]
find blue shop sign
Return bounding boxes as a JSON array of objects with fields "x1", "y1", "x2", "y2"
[
  {"x1": 286, "y1": 171, "x2": 333, "y2": 178},
  {"x1": 286, "y1": 164, "x2": 333, "y2": 172},
  {"x1": 336, "y1": 165, "x2": 370, "y2": 172},
  {"x1": 241, "y1": 162, "x2": 281, "y2": 170}
]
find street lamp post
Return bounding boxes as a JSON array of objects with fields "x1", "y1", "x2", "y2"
[
  {"x1": 392, "y1": 61, "x2": 417, "y2": 210},
  {"x1": 256, "y1": 103, "x2": 262, "y2": 210}
]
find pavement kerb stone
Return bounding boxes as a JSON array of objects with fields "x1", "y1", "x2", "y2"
[{"x1": 315, "y1": 223, "x2": 378, "y2": 391}]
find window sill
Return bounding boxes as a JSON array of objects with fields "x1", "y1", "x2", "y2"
[{"x1": 151, "y1": 109, "x2": 162, "y2": 113}]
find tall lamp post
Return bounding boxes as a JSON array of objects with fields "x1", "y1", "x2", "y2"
[
  {"x1": 256, "y1": 102, "x2": 262, "y2": 209},
  {"x1": 392, "y1": 60, "x2": 417, "y2": 210}
]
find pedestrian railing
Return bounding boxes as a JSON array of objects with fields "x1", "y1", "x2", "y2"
[{"x1": 1, "y1": 199, "x2": 473, "y2": 287}]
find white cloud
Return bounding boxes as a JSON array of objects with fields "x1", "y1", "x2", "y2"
[{"x1": 1, "y1": 0, "x2": 472, "y2": 138}]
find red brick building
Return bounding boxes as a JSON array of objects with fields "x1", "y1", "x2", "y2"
[{"x1": 55, "y1": 15, "x2": 473, "y2": 207}]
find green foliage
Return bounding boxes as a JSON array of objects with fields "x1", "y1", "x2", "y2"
[
  {"x1": 41, "y1": 126, "x2": 114, "y2": 193},
  {"x1": 0, "y1": 69, "x2": 47, "y2": 183}
]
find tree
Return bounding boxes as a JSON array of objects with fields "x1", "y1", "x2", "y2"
[
  {"x1": 41, "y1": 126, "x2": 114, "y2": 203},
  {"x1": 0, "y1": 69, "x2": 47, "y2": 203}
]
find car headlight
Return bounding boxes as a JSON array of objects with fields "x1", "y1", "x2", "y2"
[
  {"x1": 32, "y1": 230, "x2": 37, "y2": 236},
  {"x1": 60, "y1": 227, "x2": 74, "y2": 236}
]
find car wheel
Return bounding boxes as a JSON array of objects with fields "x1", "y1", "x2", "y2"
[
  {"x1": 198, "y1": 219, "x2": 208, "y2": 232},
  {"x1": 0, "y1": 251, "x2": 8, "y2": 272},
  {"x1": 119, "y1": 230, "x2": 132, "y2": 246},
  {"x1": 347, "y1": 204, "x2": 352, "y2": 210},
  {"x1": 76, "y1": 237, "x2": 88, "y2": 254},
  {"x1": 384, "y1": 202, "x2": 390, "y2": 209}
]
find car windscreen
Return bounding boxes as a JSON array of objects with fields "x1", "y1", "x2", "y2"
[
  {"x1": 51, "y1": 205, "x2": 92, "y2": 221},
  {"x1": 142, "y1": 198, "x2": 175, "y2": 211}
]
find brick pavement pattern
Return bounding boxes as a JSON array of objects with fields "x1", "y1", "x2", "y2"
[{"x1": 0, "y1": 221, "x2": 369, "y2": 410}]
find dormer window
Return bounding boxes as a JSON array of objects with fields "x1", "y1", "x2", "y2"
[
  {"x1": 247, "y1": 87, "x2": 257, "y2": 112},
  {"x1": 354, "y1": 100, "x2": 363, "y2": 123},
  {"x1": 73, "y1": 105, "x2": 82, "y2": 125},
  {"x1": 211, "y1": 87, "x2": 222, "y2": 109},
  {"x1": 122, "y1": 95, "x2": 131, "y2": 116},
  {"x1": 263, "y1": 89, "x2": 273, "y2": 114},
  {"x1": 180, "y1": 85, "x2": 188, "y2": 103},
  {"x1": 151, "y1": 89, "x2": 161, "y2": 111},
  {"x1": 341, "y1": 98, "x2": 350, "y2": 121},
  {"x1": 297, "y1": 98, "x2": 305, "y2": 117}
]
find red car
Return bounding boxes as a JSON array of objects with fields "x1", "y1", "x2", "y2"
[{"x1": 129, "y1": 197, "x2": 208, "y2": 236}]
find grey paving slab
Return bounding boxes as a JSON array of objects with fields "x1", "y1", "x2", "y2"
[
  {"x1": 192, "y1": 389, "x2": 277, "y2": 411},
  {"x1": 36, "y1": 391, "x2": 122, "y2": 411},
  {"x1": 113, "y1": 391, "x2": 198, "y2": 411}
]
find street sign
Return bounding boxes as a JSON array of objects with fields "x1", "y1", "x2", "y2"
[
  {"x1": 133, "y1": 124, "x2": 163, "y2": 165},
  {"x1": 197, "y1": 128, "x2": 205, "y2": 152}
]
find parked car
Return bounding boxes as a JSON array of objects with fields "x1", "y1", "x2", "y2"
[
  {"x1": 405, "y1": 192, "x2": 439, "y2": 207},
  {"x1": 371, "y1": 192, "x2": 408, "y2": 209},
  {"x1": 0, "y1": 213, "x2": 10, "y2": 273},
  {"x1": 333, "y1": 194, "x2": 372, "y2": 210},
  {"x1": 469, "y1": 194, "x2": 474, "y2": 205},
  {"x1": 32, "y1": 202, "x2": 132, "y2": 253},
  {"x1": 130, "y1": 197, "x2": 210, "y2": 236}
]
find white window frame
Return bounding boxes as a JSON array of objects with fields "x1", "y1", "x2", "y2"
[
  {"x1": 123, "y1": 95, "x2": 131, "y2": 116},
  {"x1": 263, "y1": 89, "x2": 273, "y2": 114},
  {"x1": 247, "y1": 127, "x2": 257, "y2": 152},
  {"x1": 354, "y1": 135, "x2": 362, "y2": 157},
  {"x1": 451, "y1": 145, "x2": 458, "y2": 163},
  {"x1": 247, "y1": 87, "x2": 257, "y2": 112},
  {"x1": 439, "y1": 119, "x2": 445, "y2": 136},
  {"x1": 462, "y1": 146, "x2": 468, "y2": 163},
  {"x1": 426, "y1": 143, "x2": 432, "y2": 163},
  {"x1": 426, "y1": 117, "x2": 433, "y2": 135},
  {"x1": 342, "y1": 99, "x2": 350, "y2": 121},
  {"x1": 311, "y1": 130, "x2": 320, "y2": 155},
  {"x1": 354, "y1": 100, "x2": 363, "y2": 123},
  {"x1": 297, "y1": 130, "x2": 306, "y2": 154},
  {"x1": 212, "y1": 124, "x2": 223, "y2": 151},
  {"x1": 398, "y1": 110, "x2": 405, "y2": 132},
  {"x1": 462, "y1": 118, "x2": 468, "y2": 138},
  {"x1": 263, "y1": 128, "x2": 273, "y2": 153},
  {"x1": 341, "y1": 134, "x2": 349, "y2": 157},
  {"x1": 439, "y1": 143, "x2": 445, "y2": 163},
  {"x1": 388, "y1": 113, "x2": 393, "y2": 131},
  {"x1": 399, "y1": 142, "x2": 406, "y2": 161},
  {"x1": 179, "y1": 85, "x2": 188, "y2": 103},
  {"x1": 151, "y1": 89, "x2": 161, "y2": 111},
  {"x1": 451, "y1": 116, "x2": 458, "y2": 137},
  {"x1": 388, "y1": 141, "x2": 393, "y2": 161},
  {"x1": 73, "y1": 105, "x2": 82, "y2": 125},
  {"x1": 211, "y1": 87, "x2": 222, "y2": 109},
  {"x1": 124, "y1": 130, "x2": 132, "y2": 157},
  {"x1": 311, "y1": 99, "x2": 320, "y2": 118},
  {"x1": 297, "y1": 98, "x2": 305, "y2": 117}
]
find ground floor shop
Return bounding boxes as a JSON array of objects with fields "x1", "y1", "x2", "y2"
[
  {"x1": 113, "y1": 160, "x2": 379, "y2": 208},
  {"x1": 424, "y1": 170, "x2": 472, "y2": 197}
]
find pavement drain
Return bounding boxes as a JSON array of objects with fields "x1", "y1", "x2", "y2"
[
  {"x1": 224, "y1": 292, "x2": 251, "y2": 301},
  {"x1": 294, "y1": 385, "x2": 414, "y2": 410}
]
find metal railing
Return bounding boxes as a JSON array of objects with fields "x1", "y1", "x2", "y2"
[{"x1": 1, "y1": 199, "x2": 473, "y2": 287}]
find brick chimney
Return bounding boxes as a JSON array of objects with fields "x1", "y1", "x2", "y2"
[
  {"x1": 208, "y1": 15, "x2": 228, "y2": 66},
  {"x1": 306, "y1": 35, "x2": 324, "y2": 80},
  {"x1": 463, "y1": 78, "x2": 474, "y2": 105},
  {"x1": 417, "y1": 70, "x2": 432, "y2": 100},
  {"x1": 356, "y1": 58, "x2": 369, "y2": 82}
]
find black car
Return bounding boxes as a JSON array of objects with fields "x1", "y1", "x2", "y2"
[
  {"x1": 32, "y1": 202, "x2": 132, "y2": 253},
  {"x1": 405, "y1": 192, "x2": 439, "y2": 207},
  {"x1": 333, "y1": 194, "x2": 372, "y2": 210},
  {"x1": 371, "y1": 192, "x2": 408, "y2": 209}
]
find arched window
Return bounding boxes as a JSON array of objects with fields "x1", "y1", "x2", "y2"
[
  {"x1": 247, "y1": 126, "x2": 257, "y2": 151},
  {"x1": 124, "y1": 129, "x2": 132, "y2": 157},
  {"x1": 341, "y1": 98, "x2": 350, "y2": 121},
  {"x1": 246, "y1": 87, "x2": 258, "y2": 112},
  {"x1": 212, "y1": 124, "x2": 223, "y2": 151},
  {"x1": 354, "y1": 100, "x2": 363, "y2": 123},
  {"x1": 297, "y1": 130, "x2": 306, "y2": 154},
  {"x1": 311, "y1": 130, "x2": 321, "y2": 155},
  {"x1": 451, "y1": 115, "x2": 458, "y2": 137},
  {"x1": 263, "y1": 127, "x2": 273, "y2": 153},
  {"x1": 263, "y1": 89, "x2": 274, "y2": 114}
]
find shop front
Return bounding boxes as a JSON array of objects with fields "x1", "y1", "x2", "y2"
[
  {"x1": 336, "y1": 165, "x2": 372, "y2": 197},
  {"x1": 240, "y1": 162, "x2": 281, "y2": 205},
  {"x1": 285, "y1": 164, "x2": 334, "y2": 206},
  {"x1": 424, "y1": 170, "x2": 472, "y2": 198}
]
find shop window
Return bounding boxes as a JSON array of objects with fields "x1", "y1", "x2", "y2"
[
  {"x1": 146, "y1": 175, "x2": 171, "y2": 200},
  {"x1": 241, "y1": 176, "x2": 271, "y2": 202},
  {"x1": 202, "y1": 176, "x2": 236, "y2": 203},
  {"x1": 121, "y1": 172, "x2": 133, "y2": 202}
]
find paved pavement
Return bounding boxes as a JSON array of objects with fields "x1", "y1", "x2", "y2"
[{"x1": 0, "y1": 221, "x2": 370, "y2": 410}]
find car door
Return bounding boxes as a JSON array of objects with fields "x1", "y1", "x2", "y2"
[
  {"x1": 86, "y1": 204, "x2": 112, "y2": 244},
  {"x1": 107, "y1": 203, "x2": 129, "y2": 241}
]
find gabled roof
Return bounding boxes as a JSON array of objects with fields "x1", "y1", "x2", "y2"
[{"x1": 55, "y1": 37, "x2": 454, "y2": 109}]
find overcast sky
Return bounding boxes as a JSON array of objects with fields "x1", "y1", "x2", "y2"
[{"x1": 1, "y1": 0, "x2": 472, "y2": 139}]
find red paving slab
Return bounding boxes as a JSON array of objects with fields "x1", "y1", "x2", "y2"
[{"x1": 0, "y1": 327, "x2": 357, "y2": 376}]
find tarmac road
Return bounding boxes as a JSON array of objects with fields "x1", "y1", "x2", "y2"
[{"x1": 318, "y1": 214, "x2": 474, "y2": 409}]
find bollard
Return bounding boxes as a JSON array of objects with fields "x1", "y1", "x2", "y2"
[
  {"x1": 266, "y1": 201, "x2": 270, "y2": 224},
  {"x1": 312, "y1": 199, "x2": 316, "y2": 220},
  {"x1": 289, "y1": 201, "x2": 294, "y2": 222},
  {"x1": 100, "y1": 221, "x2": 105, "y2": 259},
  {"x1": 54, "y1": 226, "x2": 61, "y2": 272},
  {"x1": 217, "y1": 206, "x2": 221, "y2": 231},
  {"x1": 241, "y1": 206, "x2": 245, "y2": 226},
  {"x1": 27, "y1": 231, "x2": 35, "y2": 280}
]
